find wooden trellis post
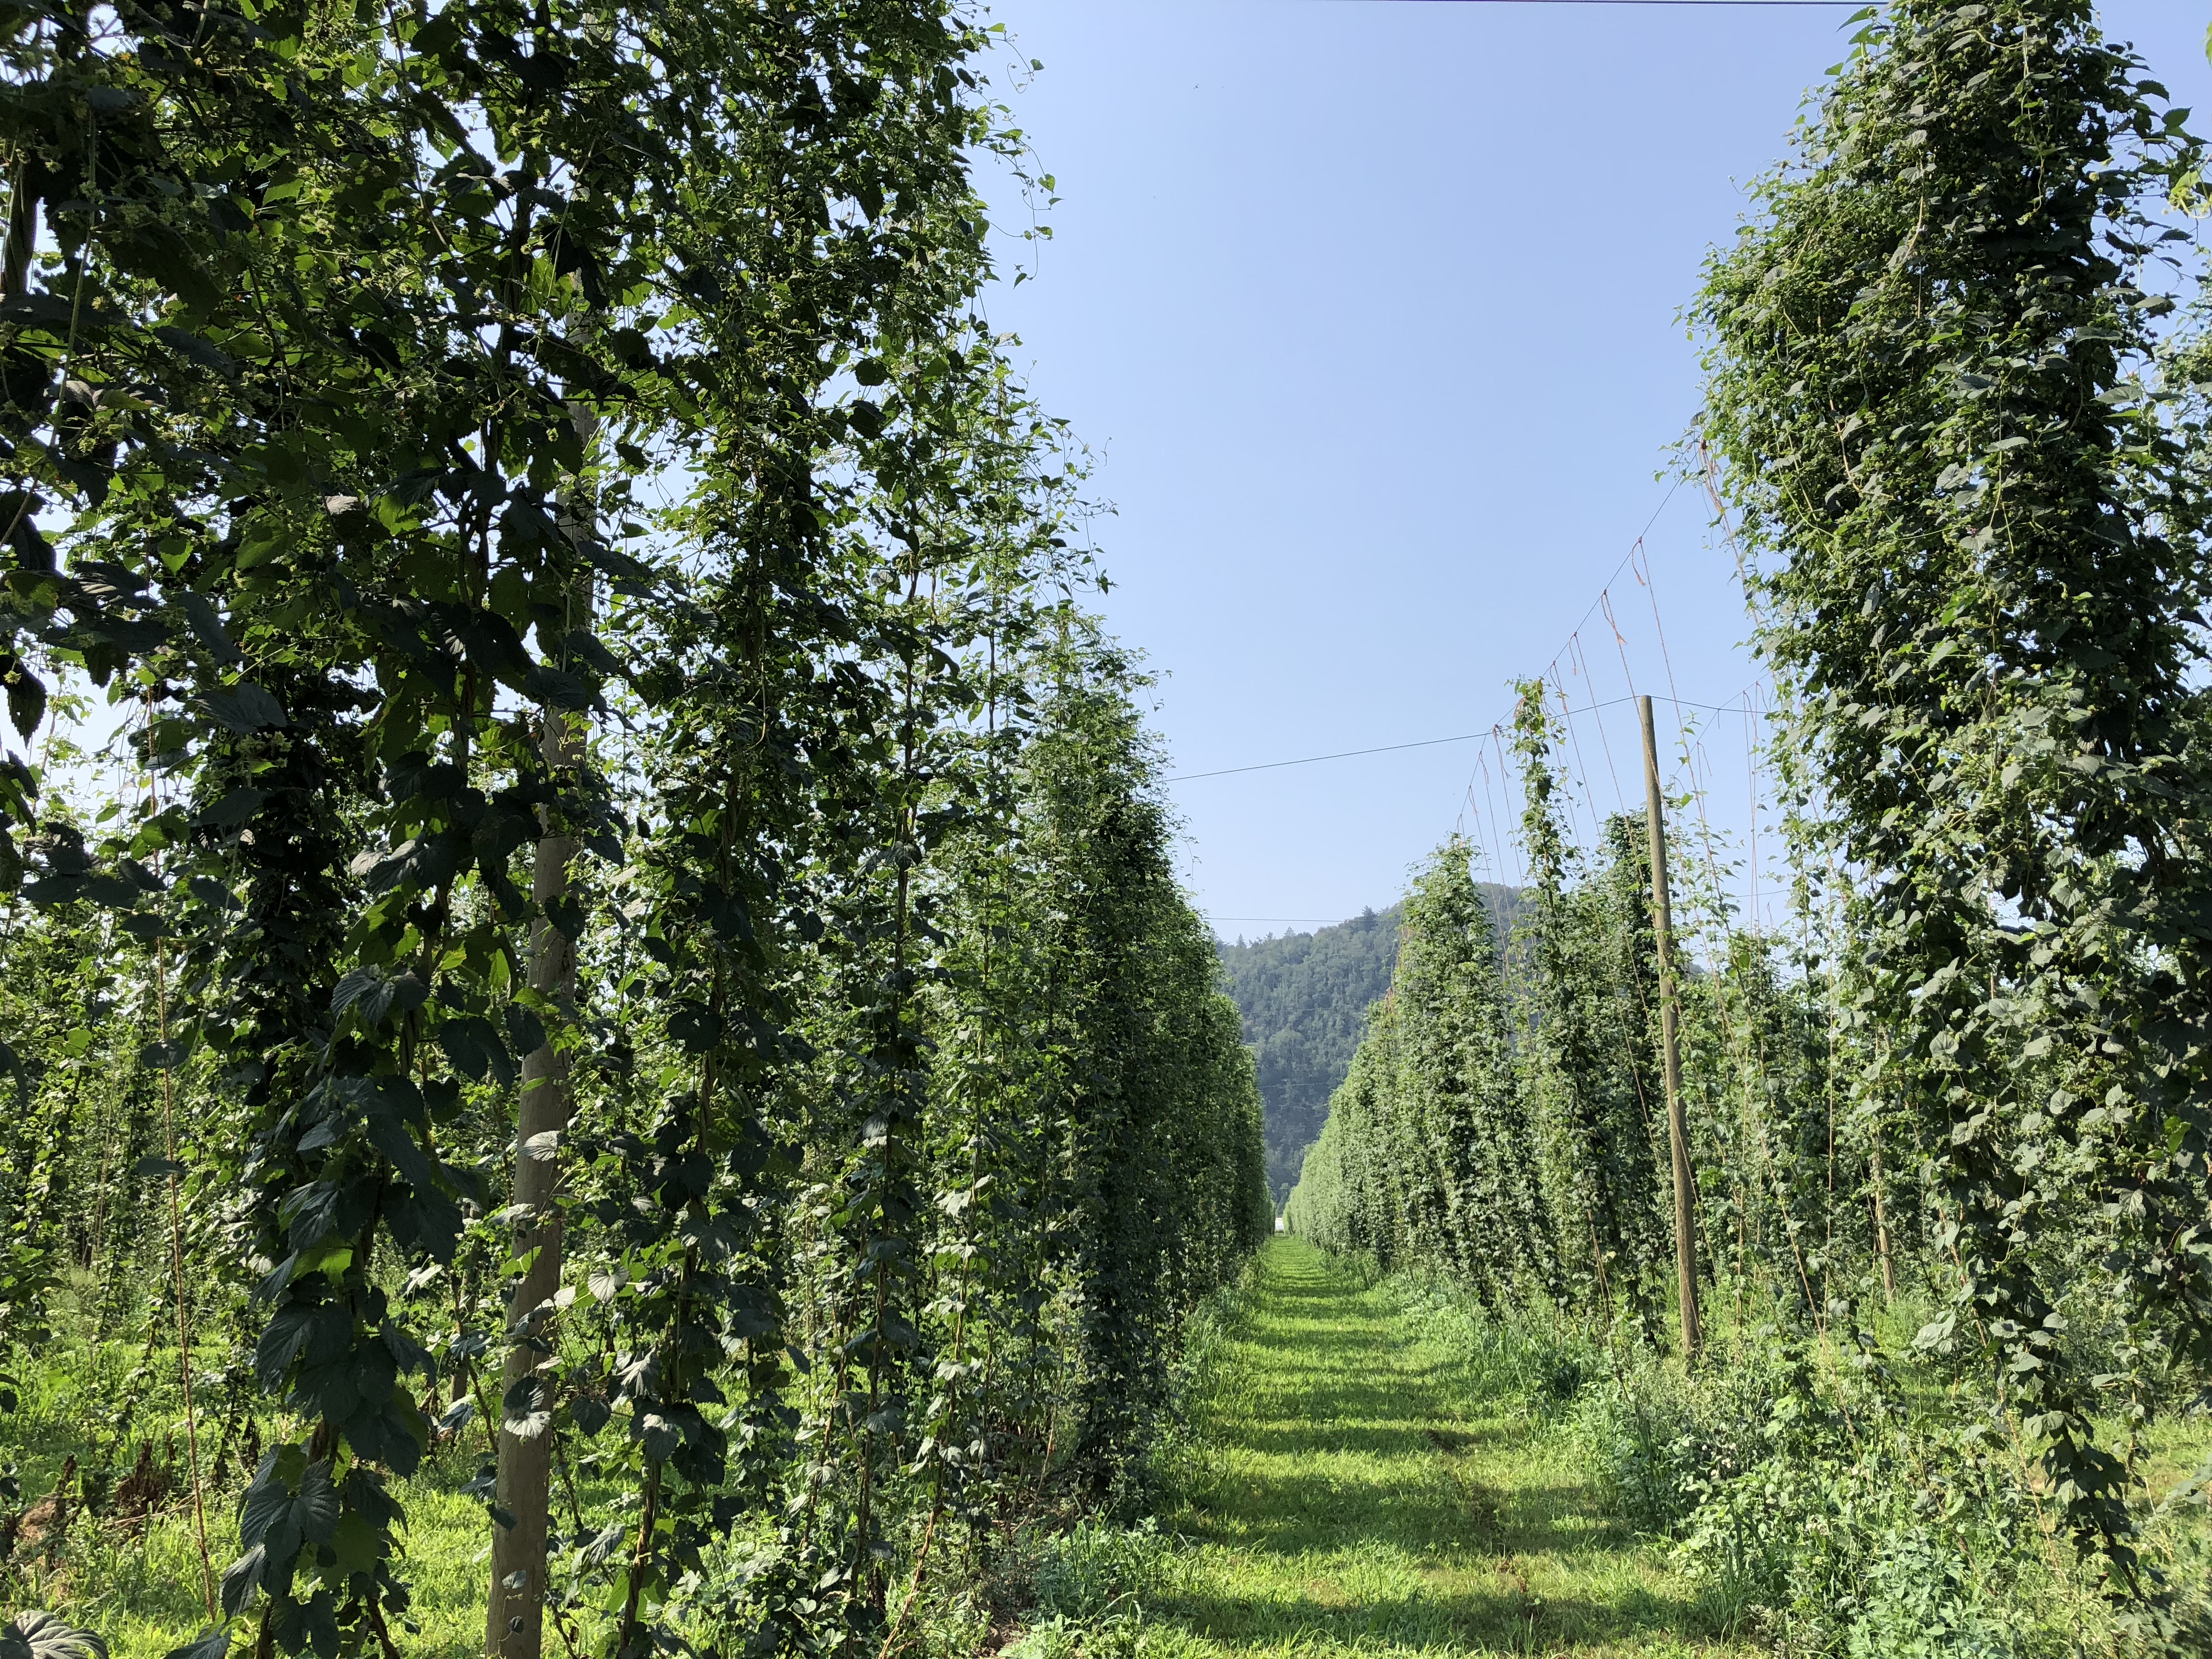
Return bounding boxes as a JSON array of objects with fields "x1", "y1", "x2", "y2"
[{"x1": 1641, "y1": 695, "x2": 1703, "y2": 1361}]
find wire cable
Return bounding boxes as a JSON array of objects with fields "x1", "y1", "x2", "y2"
[
  {"x1": 1162, "y1": 692, "x2": 1750, "y2": 783},
  {"x1": 1364, "y1": 1, "x2": 1868, "y2": 7},
  {"x1": 1212, "y1": 916, "x2": 1361, "y2": 925}
]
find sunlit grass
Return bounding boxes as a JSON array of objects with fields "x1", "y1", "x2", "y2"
[
  {"x1": 1003, "y1": 1238, "x2": 1751, "y2": 1657},
  {"x1": 5, "y1": 1418, "x2": 507, "y2": 1659},
  {"x1": 16, "y1": 1242, "x2": 2205, "y2": 1658}
]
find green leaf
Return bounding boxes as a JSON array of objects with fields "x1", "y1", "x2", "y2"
[
  {"x1": 159, "y1": 1630, "x2": 226, "y2": 1659},
  {"x1": 219, "y1": 1544, "x2": 266, "y2": 1616},
  {"x1": 521, "y1": 664, "x2": 592, "y2": 711},
  {"x1": 239, "y1": 1455, "x2": 339, "y2": 1592},
  {"x1": 436, "y1": 1015, "x2": 515, "y2": 1086},
  {"x1": 0, "y1": 651, "x2": 47, "y2": 740},
  {"x1": 194, "y1": 787, "x2": 269, "y2": 828},
  {"x1": 137, "y1": 1037, "x2": 193, "y2": 1070},
  {"x1": 155, "y1": 328, "x2": 240, "y2": 380},
  {"x1": 201, "y1": 682, "x2": 287, "y2": 732},
  {"x1": 2, "y1": 1613, "x2": 109, "y2": 1659}
]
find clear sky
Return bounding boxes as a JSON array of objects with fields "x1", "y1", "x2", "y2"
[{"x1": 970, "y1": 0, "x2": 2212, "y2": 938}]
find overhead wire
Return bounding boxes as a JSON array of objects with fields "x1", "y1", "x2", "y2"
[
  {"x1": 1572, "y1": 634, "x2": 1629, "y2": 814},
  {"x1": 1368, "y1": 469, "x2": 1803, "y2": 1317},
  {"x1": 1160, "y1": 690, "x2": 1749, "y2": 783},
  {"x1": 1365, "y1": 2, "x2": 1870, "y2": 8},
  {"x1": 1634, "y1": 536, "x2": 1829, "y2": 1323},
  {"x1": 1553, "y1": 670, "x2": 1609, "y2": 852},
  {"x1": 1258, "y1": 438, "x2": 1837, "y2": 1322},
  {"x1": 1187, "y1": 469, "x2": 1779, "y2": 968}
]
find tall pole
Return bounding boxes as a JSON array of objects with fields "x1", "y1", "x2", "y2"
[
  {"x1": 488, "y1": 394, "x2": 597, "y2": 1659},
  {"x1": 1641, "y1": 695, "x2": 1703, "y2": 1361},
  {"x1": 488, "y1": 642, "x2": 584, "y2": 1659}
]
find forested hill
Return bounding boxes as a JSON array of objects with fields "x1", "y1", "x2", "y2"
[
  {"x1": 1217, "y1": 887, "x2": 1522, "y2": 1200},
  {"x1": 1218, "y1": 910, "x2": 1401, "y2": 1198}
]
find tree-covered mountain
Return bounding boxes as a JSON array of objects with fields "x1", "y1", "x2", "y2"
[
  {"x1": 1218, "y1": 909, "x2": 1401, "y2": 1200},
  {"x1": 1218, "y1": 890, "x2": 1523, "y2": 1201}
]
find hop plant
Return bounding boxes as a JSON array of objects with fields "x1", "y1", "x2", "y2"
[{"x1": 0, "y1": 1612, "x2": 108, "y2": 1659}]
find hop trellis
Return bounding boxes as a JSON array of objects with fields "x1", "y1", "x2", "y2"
[
  {"x1": 0, "y1": 4, "x2": 1268, "y2": 1655},
  {"x1": 1292, "y1": 1, "x2": 2212, "y2": 1635}
]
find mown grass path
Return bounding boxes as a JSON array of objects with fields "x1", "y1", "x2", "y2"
[{"x1": 1136, "y1": 1238, "x2": 1747, "y2": 1657}]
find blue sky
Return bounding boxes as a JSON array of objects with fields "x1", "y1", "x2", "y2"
[{"x1": 970, "y1": 0, "x2": 2212, "y2": 937}]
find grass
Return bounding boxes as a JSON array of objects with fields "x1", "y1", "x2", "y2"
[
  {"x1": 2, "y1": 1370, "x2": 515, "y2": 1659},
  {"x1": 1004, "y1": 1237, "x2": 1749, "y2": 1657},
  {"x1": 13, "y1": 1242, "x2": 2205, "y2": 1657}
]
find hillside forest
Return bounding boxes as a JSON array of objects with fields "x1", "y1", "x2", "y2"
[
  {"x1": 1215, "y1": 910, "x2": 1399, "y2": 1200},
  {"x1": 1215, "y1": 893, "x2": 1521, "y2": 1200}
]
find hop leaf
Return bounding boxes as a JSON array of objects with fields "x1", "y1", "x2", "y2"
[{"x1": 1, "y1": 1613, "x2": 109, "y2": 1659}]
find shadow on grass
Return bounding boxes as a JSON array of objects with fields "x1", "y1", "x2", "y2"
[
  {"x1": 1144, "y1": 1239, "x2": 1723, "y2": 1654},
  {"x1": 1144, "y1": 1581, "x2": 1729, "y2": 1652},
  {"x1": 1216, "y1": 1417, "x2": 1517, "y2": 1459},
  {"x1": 1186, "y1": 1468, "x2": 1634, "y2": 1564}
]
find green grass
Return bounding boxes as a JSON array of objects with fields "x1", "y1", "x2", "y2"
[
  {"x1": 2, "y1": 1384, "x2": 511, "y2": 1659},
  {"x1": 16, "y1": 1242, "x2": 2204, "y2": 1658},
  {"x1": 1006, "y1": 1238, "x2": 1748, "y2": 1657}
]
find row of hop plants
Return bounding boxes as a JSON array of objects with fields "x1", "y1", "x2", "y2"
[
  {"x1": 1290, "y1": 2, "x2": 2212, "y2": 1651},
  {"x1": 0, "y1": 1, "x2": 1272, "y2": 1655}
]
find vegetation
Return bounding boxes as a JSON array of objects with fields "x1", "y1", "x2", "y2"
[
  {"x1": 1216, "y1": 892, "x2": 1521, "y2": 1201},
  {"x1": 9, "y1": 1, "x2": 2212, "y2": 1656},
  {"x1": 1284, "y1": 3, "x2": 2212, "y2": 1652},
  {"x1": 0, "y1": 2, "x2": 1267, "y2": 1656},
  {"x1": 1215, "y1": 909, "x2": 1401, "y2": 1201},
  {"x1": 997, "y1": 1238, "x2": 1757, "y2": 1658},
  {"x1": 996, "y1": 1238, "x2": 2208, "y2": 1656}
]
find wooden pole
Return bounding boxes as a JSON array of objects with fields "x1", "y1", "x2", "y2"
[
  {"x1": 1640, "y1": 695, "x2": 1703, "y2": 1361},
  {"x1": 488, "y1": 396, "x2": 598, "y2": 1659},
  {"x1": 487, "y1": 665, "x2": 584, "y2": 1659}
]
